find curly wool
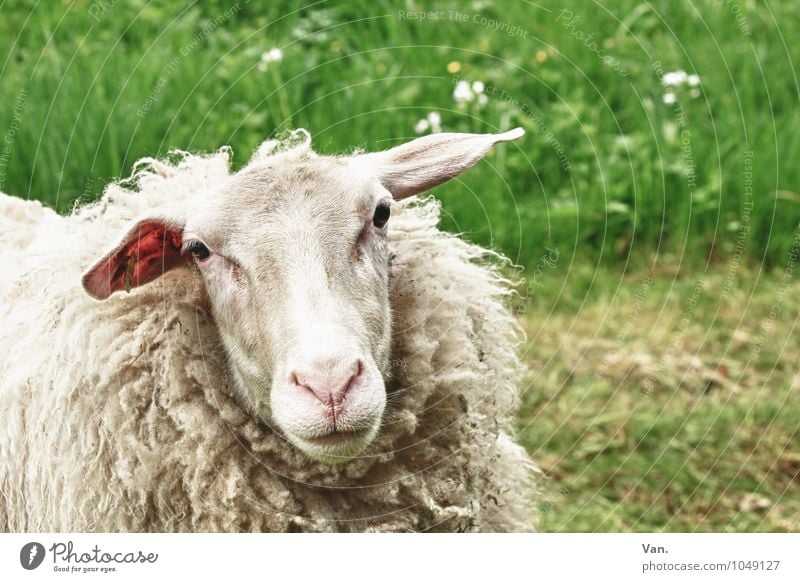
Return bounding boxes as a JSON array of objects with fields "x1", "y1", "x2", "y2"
[{"x1": 0, "y1": 145, "x2": 536, "y2": 532}]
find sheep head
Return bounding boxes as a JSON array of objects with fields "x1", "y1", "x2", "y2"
[{"x1": 82, "y1": 128, "x2": 524, "y2": 463}]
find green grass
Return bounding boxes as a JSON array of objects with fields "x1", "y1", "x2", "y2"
[
  {"x1": 2, "y1": 0, "x2": 800, "y2": 270},
  {"x1": 519, "y1": 266, "x2": 800, "y2": 531},
  {"x1": 2, "y1": 0, "x2": 799, "y2": 531}
]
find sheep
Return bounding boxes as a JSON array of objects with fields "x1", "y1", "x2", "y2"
[{"x1": 0, "y1": 128, "x2": 536, "y2": 532}]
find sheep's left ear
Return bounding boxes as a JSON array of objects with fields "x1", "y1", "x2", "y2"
[
  {"x1": 358, "y1": 128, "x2": 524, "y2": 199},
  {"x1": 82, "y1": 210, "x2": 187, "y2": 300}
]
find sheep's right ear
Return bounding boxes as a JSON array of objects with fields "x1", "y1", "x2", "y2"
[
  {"x1": 358, "y1": 128, "x2": 524, "y2": 199},
  {"x1": 82, "y1": 212, "x2": 187, "y2": 300}
]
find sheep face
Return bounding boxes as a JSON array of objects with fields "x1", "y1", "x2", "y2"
[
  {"x1": 187, "y1": 159, "x2": 394, "y2": 463},
  {"x1": 82, "y1": 128, "x2": 524, "y2": 464}
]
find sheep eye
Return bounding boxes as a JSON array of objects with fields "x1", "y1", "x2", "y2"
[
  {"x1": 372, "y1": 202, "x2": 391, "y2": 228},
  {"x1": 187, "y1": 240, "x2": 211, "y2": 261}
]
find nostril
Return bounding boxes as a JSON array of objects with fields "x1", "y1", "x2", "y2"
[
  {"x1": 291, "y1": 372, "x2": 325, "y2": 402},
  {"x1": 337, "y1": 359, "x2": 363, "y2": 402}
]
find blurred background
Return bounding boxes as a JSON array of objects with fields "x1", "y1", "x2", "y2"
[{"x1": 1, "y1": 0, "x2": 797, "y2": 531}]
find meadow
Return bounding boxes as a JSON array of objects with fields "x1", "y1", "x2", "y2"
[{"x1": 1, "y1": 0, "x2": 797, "y2": 531}]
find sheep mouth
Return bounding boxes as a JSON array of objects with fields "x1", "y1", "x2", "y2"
[
  {"x1": 304, "y1": 428, "x2": 370, "y2": 446},
  {"x1": 292, "y1": 427, "x2": 377, "y2": 463}
]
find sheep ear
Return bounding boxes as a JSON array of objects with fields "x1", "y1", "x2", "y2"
[
  {"x1": 360, "y1": 128, "x2": 524, "y2": 199},
  {"x1": 82, "y1": 212, "x2": 186, "y2": 300}
]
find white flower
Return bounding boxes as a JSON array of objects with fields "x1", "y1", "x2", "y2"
[
  {"x1": 606, "y1": 201, "x2": 631, "y2": 213},
  {"x1": 414, "y1": 118, "x2": 430, "y2": 134},
  {"x1": 415, "y1": 111, "x2": 442, "y2": 134},
  {"x1": 662, "y1": 70, "x2": 687, "y2": 86},
  {"x1": 453, "y1": 80, "x2": 474, "y2": 103},
  {"x1": 662, "y1": 70, "x2": 700, "y2": 90},
  {"x1": 453, "y1": 80, "x2": 488, "y2": 109},
  {"x1": 258, "y1": 47, "x2": 283, "y2": 71},
  {"x1": 690, "y1": 88, "x2": 701, "y2": 98},
  {"x1": 663, "y1": 121, "x2": 677, "y2": 142},
  {"x1": 614, "y1": 134, "x2": 636, "y2": 149},
  {"x1": 662, "y1": 92, "x2": 677, "y2": 104}
]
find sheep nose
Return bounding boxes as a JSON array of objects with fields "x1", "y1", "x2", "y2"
[{"x1": 290, "y1": 358, "x2": 363, "y2": 406}]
